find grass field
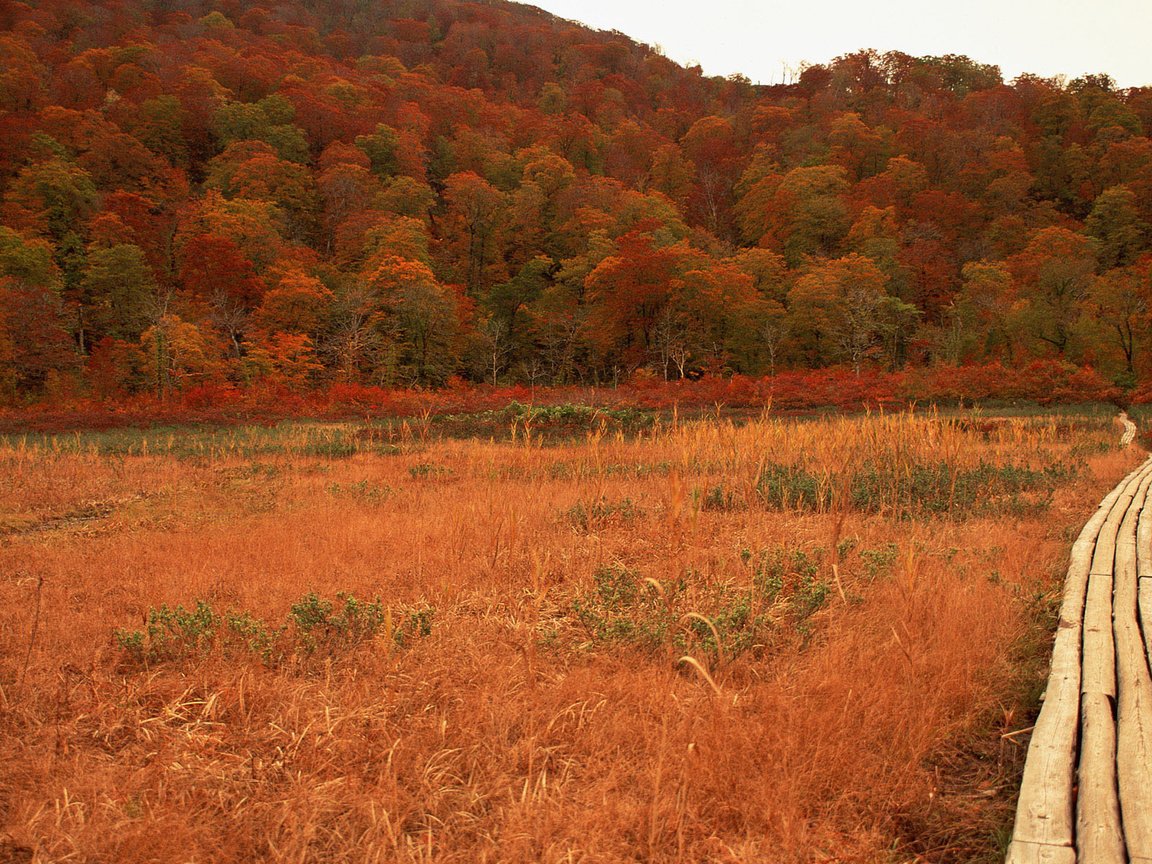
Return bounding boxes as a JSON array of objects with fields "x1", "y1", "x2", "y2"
[{"x1": 0, "y1": 409, "x2": 1139, "y2": 863}]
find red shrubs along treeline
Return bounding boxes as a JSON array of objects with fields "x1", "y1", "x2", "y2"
[{"x1": 0, "y1": 361, "x2": 1124, "y2": 434}]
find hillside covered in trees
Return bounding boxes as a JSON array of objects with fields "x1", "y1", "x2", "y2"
[{"x1": 1, "y1": 0, "x2": 1150, "y2": 404}]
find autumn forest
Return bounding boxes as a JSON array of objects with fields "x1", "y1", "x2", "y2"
[{"x1": 2, "y1": 0, "x2": 1151, "y2": 407}]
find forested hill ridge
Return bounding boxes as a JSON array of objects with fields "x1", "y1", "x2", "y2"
[{"x1": 1, "y1": 0, "x2": 1151, "y2": 406}]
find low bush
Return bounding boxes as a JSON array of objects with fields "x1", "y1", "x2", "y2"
[
  {"x1": 753, "y1": 458, "x2": 1078, "y2": 518},
  {"x1": 114, "y1": 593, "x2": 433, "y2": 667},
  {"x1": 569, "y1": 552, "x2": 830, "y2": 661}
]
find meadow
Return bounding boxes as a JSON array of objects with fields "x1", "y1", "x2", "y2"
[{"x1": 0, "y1": 408, "x2": 1140, "y2": 863}]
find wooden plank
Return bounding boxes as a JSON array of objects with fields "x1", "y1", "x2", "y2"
[
  {"x1": 1141, "y1": 577, "x2": 1152, "y2": 670},
  {"x1": 1081, "y1": 561, "x2": 1116, "y2": 698},
  {"x1": 1012, "y1": 636, "x2": 1087, "y2": 842},
  {"x1": 1062, "y1": 466, "x2": 1142, "y2": 626},
  {"x1": 1011, "y1": 459, "x2": 1151, "y2": 850},
  {"x1": 1138, "y1": 465, "x2": 1152, "y2": 574},
  {"x1": 1005, "y1": 840, "x2": 1076, "y2": 864},
  {"x1": 1011, "y1": 660, "x2": 1081, "y2": 847},
  {"x1": 1139, "y1": 473, "x2": 1152, "y2": 682},
  {"x1": 1117, "y1": 612, "x2": 1152, "y2": 860},
  {"x1": 1088, "y1": 475, "x2": 1138, "y2": 577},
  {"x1": 1082, "y1": 471, "x2": 1144, "y2": 697},
  {"x1": 1139, "y1": 460, "x2": 1152, "y2": 679},
  {"x1": 1089, "y1": 533, "x2": 1118, "y2": 576},
  {"x1": 1077, "y1": 691, "x2": 1124, "y2": 863},
  {"x1": 1120, "y1": 476, "x2": 1152, "y2": 859},
  {"x1": 1047, "y1": 628, "x2": 1083, "y2": 693},
  {"x1": 1120, "y1": 410, "x2": 1137, "y2": 446},
  {"x1": 1083, "y1": 463, "x2": 1152, "y2": 698}
]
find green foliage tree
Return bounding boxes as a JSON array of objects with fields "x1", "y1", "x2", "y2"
[
  {"x1": 5, "y1": 159, "x2": 98, "y2": 243},
  {"x1": 354, "y1": 124, "x2": 401, "y2": 177},
  {"x1": 1009, "y1": 228, "x2": 1097, "y2": 357},
  {"x1": 787, "y1": 254, "x2": 895, "y2": 373},
  {"x1": 440, "y1": 172, "x2": 508, "y2": 296},
  {"x1": 212, "y1": 95, "x2": 310, "y2": 163},
  {"x1": 1088, "y1": 265, "x2": 1151, "y2": 377},
  {"x1": 80, "y1": 243, "x2": 158, "y2": 345},
  {"x1": 738, "y1": 165, "x2": 850, "y2": 266},
  {"x1": 1085, "y1": 186, "x2": 1148, "y2": 270},
  {"x1": 363, "y1": 256, "x2": 461, "y2": 386},
  {"x1": 953, "y1": 261, "x2": 1020, "y2": 363}
]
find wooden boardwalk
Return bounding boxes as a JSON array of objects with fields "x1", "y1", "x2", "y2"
[{"x1": 1008, "y1": 414, "x2": 1152, "y2": 864}]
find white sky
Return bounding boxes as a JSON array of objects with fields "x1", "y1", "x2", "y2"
[{"x1": 527, "y1": 0, "x2": 1152, "y2": 88}]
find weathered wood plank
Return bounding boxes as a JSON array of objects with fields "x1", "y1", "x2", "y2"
[
  {"x1": 1073, "y1": 467, "x2": 1149, "y2": 861},
  {"x1": 1081, "y1": 562, "x2": 1117, "y2": 698},
  {"x1": 1083, "y1": 464, "x2": 1151, "y2": 697},
  {"x1": 1139, "y1": 469, "x2": 1152, "y2": 682},
  {"x1": 1077, "y1": 690, "x2": 1124, "y2": 863},
  {"x1": 1117, "y1": 617, "x2": 1152, "y2": 860},
  {"x1": 1121, "y1": 474, "x2": 1152, "y2": 859},
  {"x1": 1120, "y1": 411, "x2": 1137, "y2": 446},
  {"x1": 1062, "y1": 470, "x2": 1139, "y2": 628},
  {"x1": 1011, "y1": 665, "x2": 1081, "y2": 847},
  {"x1": 1078, "y1": 460, "x2": 1152, "y2": 695},
  {"x1": 1005, "y1": 840, "x2": 1076, "y2": 864},
  {"x1": 1010, "y1": 458, "x2": 1152, "y2": 851},
  {"x1": 1138, "y1": 462, "x2": 1152, "y2": 574},
  {"x1": 1012, "y1": 631, "x2": 1089, "y2": 842},
  {"x1": 1088, "y1": 478, "x2": 1138, "y2": 577},
  {"x1": 1141, "y1": 576, "x2": 1152, "y2": 670}
]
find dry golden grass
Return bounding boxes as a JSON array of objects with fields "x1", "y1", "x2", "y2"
[{"x1": 0, "y1": 411, "x2": 1139, "y2": 863}]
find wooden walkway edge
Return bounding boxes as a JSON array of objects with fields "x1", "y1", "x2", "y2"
[{"x1": 1007, "y1": 414, "x2": 1151, "y2": 864}]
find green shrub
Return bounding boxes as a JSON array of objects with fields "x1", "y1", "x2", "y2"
[
  {"x1": 408, "y1": 462, "x2": 453, "y2": 479},
  {"x1": 848, "y1": 460, "x2": 1077, "y2": 517},
  {"x1": 569, "y1": 564, "x2": 778, "y2": 660},
  {"x1": 114, "y1": 592, "x2": 433, "y2": 667},
  {"x1": 859, "y1": 543, "x2": 899, "y2": 580},
  {"x1": 114, "y1": 600, "x2": 221, "y2": 662},
  {"x1": 756, "y1": 464, "x2": 827, "y2": 510},
  {"x1": 695, "y1": 484, "x2": 744, "y2": 512},
  {"x1": 751, "y1": 547, "x2": 828, "y2": 623},
  {"x1": 753, "y1": 457, "x2": 1077, "y2": 518},
  {"x1": 571, "y1": 565, "x2": 679, "y2": 652}
]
